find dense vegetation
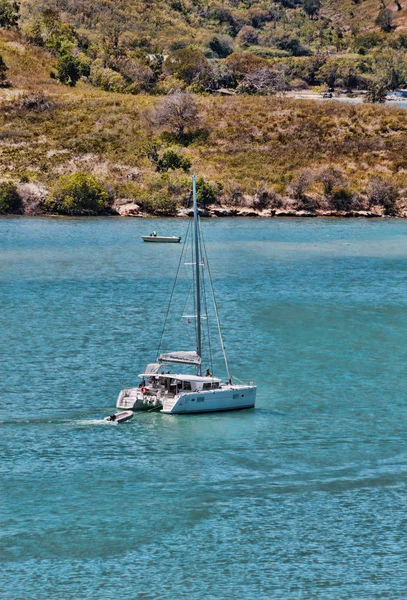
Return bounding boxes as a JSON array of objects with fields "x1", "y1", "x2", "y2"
[
  {"x1": 12, "y1": 0, "x2": 406, "y2": 97},
  {"x1": 0, "y1": 1, "x2": 406, "y2": 216}
]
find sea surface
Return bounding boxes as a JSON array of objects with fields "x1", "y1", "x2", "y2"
[{"x1": 1, "y1": 216, "x2": 406, "y2": 600}]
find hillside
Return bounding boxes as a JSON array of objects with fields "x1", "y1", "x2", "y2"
[
  {"x1": 323, "y1": 0, "x2": 407, "y2": 31},
  {"x1": 1, "y1": 2, "x2": 407, "y2": 217}
]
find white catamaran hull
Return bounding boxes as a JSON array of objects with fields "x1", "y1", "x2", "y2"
[
  {"x1": 117, "y1": 388, "x2": 161, "y2": 411},
  {"x1": 161, "y1": 385, "x2": 256, "y2": 414},
  {"x1": 115, "y1": 176, "x2": 257, "y2": 417}
]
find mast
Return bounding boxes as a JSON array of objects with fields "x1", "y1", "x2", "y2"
[{"x1": 193, "y1": 175, "x2": 202, "y2": 375}]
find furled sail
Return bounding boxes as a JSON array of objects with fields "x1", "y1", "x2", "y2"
[{"x1": 158, "y1": 351, "x2": 201, "y2": 366}]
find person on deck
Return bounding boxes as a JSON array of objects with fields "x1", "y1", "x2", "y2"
[{"x1": 205, "y1": 369, "x2": 212, "y2": 377}]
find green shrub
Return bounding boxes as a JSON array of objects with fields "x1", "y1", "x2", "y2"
[
  {"x1": 54, "y1": 52, "x2": 81, "y2": 86},
  {"x1": 196, "y1": 177, "x2": 218, "y2": 206},
  {"x1": 90, "y1": 60, "x2": 126, "y2": 92},
  {"x1": 206, "y1": 35, "x2": 233, "y2": 58},
  {"x1": 163, "y1": 47, "x2": 211, "y2": 86},
  {"x1": 330, "y1": 187, "x2": 355, "y2": 211},
  {"x1": 45, "y1": 173, "x2": 110, "y2": 215},
  {"x1": 0, "y1": 181, "x2": 23, "y2": 214},
  {"x1": 137, "y1": 194, "x2": 177, "y2": 215},
  {"x1": 0, "y1": 0, "x2": 19, "y2": 29},
  {"x1": 156, "y1": 150, "x2": 191, "y2": 173}
]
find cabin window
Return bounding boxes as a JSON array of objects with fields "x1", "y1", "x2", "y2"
[
  {"x1": 183, "y1": 381, "x2": 192, "y2": 390},
  {"x1": 197, "y1": 397, "x2": 205, "y2": 403},
  {"x1": 203, "y1": 383, "x2": 212, "y2": 390},
  {"x1": 233, "y1": 393, "x2": 239, "y2": 399}
]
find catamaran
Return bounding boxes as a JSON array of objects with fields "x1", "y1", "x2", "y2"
[{"x1": 116, "y1": 176, "x2": 256, "y2": 415}]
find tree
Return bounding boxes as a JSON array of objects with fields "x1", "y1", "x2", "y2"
[
  {"x1": 206, "y1": 35, "x2": 233, "y2": 58},
  {"x1": 289, "y1": 170, "x2": 314, "y2": 200},
  {"x1": 156, "y1": 150, "x2": 191, "y2": 172},
  {"x1": 163, "y1": 47, "x2": 211, "y2": 86},
  {"x1": 365, "y1": 81, "x2": 388, "y2": 103},
  {"x1": 316, "y1": 57, "x2": 366, "y2": 91},
  {"x1": 55, "y1": 52, "x2": 81, "y2": 86},
  {"x1": 330, "y1": 188, "x2": 356, "y2": 211},
  {"x1": 237, "y1": 25, "x2": 259, "y2": 47},
  {"x1": 153, "y1": 92, "x2": 199, "y2": 140},
  {"x1": 374, "y1": 49, "x2": 407, "y2": 90},
  {"x1": 367, "y1": 177, "x2": 398, "y2": 214},
  {"x1": 376, "y1": 9, "x2": 394, "y2": 32},
  {"x1": 26, "y1": 9, "x2": 76, "y2": 52},
  {"x1": 225, "y1": 52, "x2": 268, "y2": 81},
  {"x1": 196, "y1": 177, "x2": 218, "y2": 206},
  {"x1": 237, "y1": 66, "x2": 286, "y2": 95},
  {"x1": 303, "y1": 0, "x2": 322, "y2": 20},
  {"x1": 275, "y1": 35, "x2": 310, "y2": 57},
  {"x1": 318, "y1": 167, "x2": 344, "y2": 197},
  {"x1": 0, "y1": 182, "x2": 22, "y2": 213},
  {"x1": 0, "y1": 53, "x2": 8, "y2": 86},
  {"x1": 0, "y1": 0, "x2": 19, "y2": 29},
  {"x1": 45, "y1": 173, "x2": 110, "y2": 215}
]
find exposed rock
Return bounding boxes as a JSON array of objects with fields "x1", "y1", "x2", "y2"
[
  {"x1": 176, "y1": 208, "x2": 192, "y2": 218},
  {"x1": 211, "y1": 207, "x2": 238, "y2": 217},
  {"x1": 348, "y1": 210, "x2": 377, "y2": 218},
  {"x1": 260, "y1": 209, "x2": 275, "y2": 217},
  {"x1": 126, "y1": 168, "x2": 141, "y2": 181},
  {"x1": 296, "y1": 210, "x2": 317, "y2": 218},
  {"x1": 236, "y1": 208, "x2": 260, "y2": 217},
  {"x1": 115, "y1": 201, "x2": 142, "y2": 217},
  {"x1": 274, "y1": 209, "x2": 298, "y2": 217},
  {"x1": 177, "y1": 208, "x2": 211, "y2": 218},
  {"x1": 318, "y1": 211, "x2": 339, "y2": 217}
]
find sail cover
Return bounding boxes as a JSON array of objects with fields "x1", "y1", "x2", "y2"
[{"x1": 159, "y1": 351, "x2": 201, "y2": 366}]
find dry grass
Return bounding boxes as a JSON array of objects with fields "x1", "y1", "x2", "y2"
[
  {"x1": 323, "y1": 0, "x2": 407, "y2": 30},
  {"x1": 1, "y1": 31, "x2": 407, "y2": 210}
]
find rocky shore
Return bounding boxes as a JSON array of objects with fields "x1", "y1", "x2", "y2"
[
  {"x1": 3, "y1": 183, "x2": 406, "y2": 219},
  {"x1": 115, "y1": 202, "x2": 406, "y2": 220}
]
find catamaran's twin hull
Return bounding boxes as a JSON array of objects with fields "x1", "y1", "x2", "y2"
[
  {"x1": 117, "y1": 385, "x2": 256, "y2": 414},
  {"x1": 161, "y1": 385, "x2": 256, "y2": 414},
  {"x1": 117, "y1": 389, "x2": 161, "y2": 411}
]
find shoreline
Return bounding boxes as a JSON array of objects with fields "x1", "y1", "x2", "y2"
[{"x1": 2, "y1": 210, "x2": 405, "y2": 219}]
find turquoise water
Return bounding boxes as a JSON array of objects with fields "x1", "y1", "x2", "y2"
[{"x1": 1, "y1": 217, "x2": 406, "y2": 599}]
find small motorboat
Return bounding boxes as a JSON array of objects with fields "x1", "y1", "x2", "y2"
[
  {"x1": 142, "y1": 233, "x2": 181, "y2": 243},
  {"x1": 104, "y1": 410, "x2": 134, "y2": 424}
]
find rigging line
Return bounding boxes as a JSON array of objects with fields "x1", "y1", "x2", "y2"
[
  {"x1": 199, "y1": 219, "x2": 231, "y2": 383},
  {"x1": 199, "y1": 224, "x2": 213, "y2": 376},
  {"x1": 156, "y1": 220, "x2": 191, "y2": 358},
  {"x1": 202, "y1": 268, "x2": 213, "y2": 376}
]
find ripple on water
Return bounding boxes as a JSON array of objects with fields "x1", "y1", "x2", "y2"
[{"x1": 1, "y1": 217, "x2": 407, "y2": 599}]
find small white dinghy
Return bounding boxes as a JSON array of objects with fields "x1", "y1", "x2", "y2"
[
  {"x1": 142, "y1": 232, "x2": 181, "y2": 243},
  {"x1": 104, "y1": 410, "x2": 134, "y2": 424}
]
